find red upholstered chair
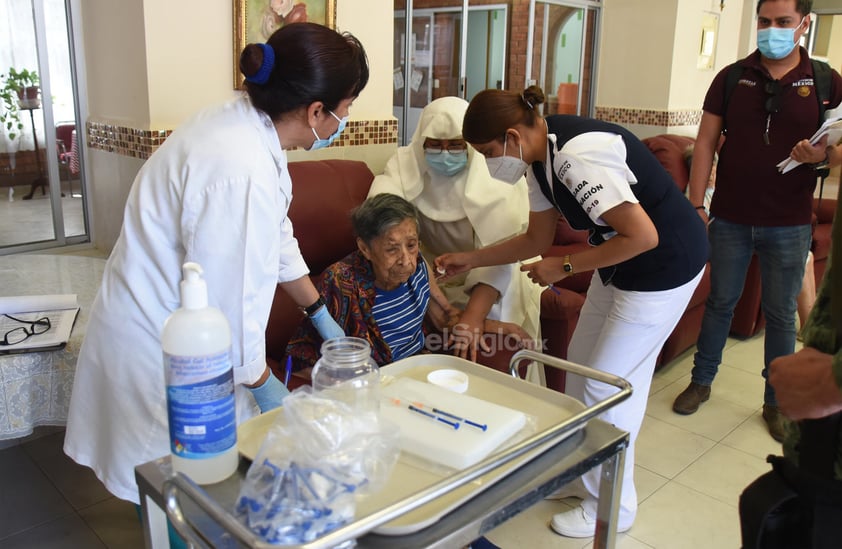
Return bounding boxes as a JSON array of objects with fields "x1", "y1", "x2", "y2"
[
  {"x1": 56, "y1": 122, "x2": 77, "y2": 193},
  {"x1": 812, "y1": 196, "x2": 836, "y2": 285},
  {"x1": 264, "y1": 160, "x2": 374, "y2": 389}
]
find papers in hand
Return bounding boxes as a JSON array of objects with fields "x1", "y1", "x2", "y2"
[
  {"x1": 777, "y1": 116, "x2": 842, "y2": 174},
  {"x1": 0, "y1": 294, "x2": 80, "y2": 354}
]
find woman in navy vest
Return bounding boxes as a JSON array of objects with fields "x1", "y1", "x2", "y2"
[{"x1": 435, "y1": 86, "x2": 708, "y2": 538}]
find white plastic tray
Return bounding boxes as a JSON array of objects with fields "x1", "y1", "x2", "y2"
[{"x1": 236, "y1": 354, "x2": 585, "y2": 535}]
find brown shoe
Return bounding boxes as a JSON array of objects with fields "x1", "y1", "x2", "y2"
[
  {"x1": 672, "y1": 382, "x2": 711, "y2": 415},
  {"x1": 762, "y1": 404, "x2": 787, "y2": 443}
]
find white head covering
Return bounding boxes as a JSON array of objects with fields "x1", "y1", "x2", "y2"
[{"x1": 370, "y1": 97, "x2": 529, "y2": 246}]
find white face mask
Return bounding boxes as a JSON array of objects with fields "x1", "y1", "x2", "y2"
[{"x1": 484, "y1": 134, "x2": 528, "y2": 185}]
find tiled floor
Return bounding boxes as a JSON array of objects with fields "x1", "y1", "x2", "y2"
[
  {"x1": 487, "y1": 334, "x2": 788, "y2": 549},
  {"x1": 0, "y1": 183, "x2": 86, "y2": 248},
  {"x1": 0, "y1": 332, "x2": 784, "y2": 548}
]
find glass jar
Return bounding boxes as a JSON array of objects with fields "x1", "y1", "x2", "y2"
[{"x1": 311, "y1": 337, "x2": 379, "y2": 414}]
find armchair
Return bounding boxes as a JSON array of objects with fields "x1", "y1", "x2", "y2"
[{"x1": 55, "y1": 122, "x2": 79, "y2": 196}]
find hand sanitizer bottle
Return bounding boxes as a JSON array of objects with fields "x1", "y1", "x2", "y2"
[{"x1": 162, "y1": 262, "x2": 237, "y2": 483}]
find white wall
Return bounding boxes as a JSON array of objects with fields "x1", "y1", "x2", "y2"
[
  {"x1": 598, "y1": 0, "x2": 753, "y2": 138},
  {"x1": 144, "y1": 1, "x2": 237, "y2": 129},
  {"x1": 81, "y1": 0, "x2": 394, "y2": 252},
  {"x1": 598, "y1": 0, "x2": 677, "y2": 109},
  {"x1": 670, "y1": 1, "x2": 745, "y2": 109},
  {"x1": 82, "y1": 0, "x2": 150, "y2": 126}
]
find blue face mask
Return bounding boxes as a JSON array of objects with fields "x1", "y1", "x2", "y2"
[
  {"x1": 425, "y1": 150, "x2": 468, "y2": 177},
  {"x1": 309, "y1": 110, "x2": 347, "y2": 150},
  {"x1": 757, "y1": 17, "x2": 803, "y2": 60}
]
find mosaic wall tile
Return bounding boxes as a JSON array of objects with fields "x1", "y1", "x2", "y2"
[
  {"x1": 86, "y1": 119, "x2": 398, "y2": 160},
  {"x1": 595, "y1": 107, "x2": 703, "y2": 128}
]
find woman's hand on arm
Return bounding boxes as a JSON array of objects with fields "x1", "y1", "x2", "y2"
[
  {"x1": 434, "y1": 209, "x2": 559, "y2": 278},
  {"x1": 448, "y1": 283, "x2": 499, "y2": 362},
  {"x1": 425, "y1": 263, "x2": 460, "y2": 331}
]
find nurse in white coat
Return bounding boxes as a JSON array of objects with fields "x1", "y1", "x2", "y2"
[
  {"x1": 64, "y1": 23, "x2": 367, "y2": 504},
  {"x1": 368, "y1": 97, "x2": 541, "y2": 361}
]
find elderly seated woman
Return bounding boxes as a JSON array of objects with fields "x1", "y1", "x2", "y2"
[{"x1": 286, "y1": 193, "x2": 530, "y2": 371}]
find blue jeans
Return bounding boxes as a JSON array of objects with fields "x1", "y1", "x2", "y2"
[{"x1": 691, "y1": 218, "x2": 811, "y2": 406}]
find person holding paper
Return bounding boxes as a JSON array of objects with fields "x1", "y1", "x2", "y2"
[
  {"x1": 789, "y1": 132, "x2": 842, "y2": 174},
  {"x1": 672, "y1": 0, "x2": 842, "y2": 444}
]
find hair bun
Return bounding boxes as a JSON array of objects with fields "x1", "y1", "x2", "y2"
[
  {"x1": 241, "y1": 43, "x2": 275, "y2": 85},
  {"x1": 522, "y1": 86, "x2": 546, "y2": 108}
]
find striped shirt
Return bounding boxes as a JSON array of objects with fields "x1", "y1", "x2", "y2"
[{"x1": 372, "y1": 260, "x2": 430, "y2": 361}]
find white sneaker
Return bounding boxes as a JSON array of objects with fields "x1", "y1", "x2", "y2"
[
  {"x1": 550, "y1": 505, "x2": 632, "y2": 538},
  {"x1": 543, "y1": 478, "x2": 587, "y2": 500}
]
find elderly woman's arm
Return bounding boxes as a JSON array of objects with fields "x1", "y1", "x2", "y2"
[{"x1": 425, "y1": 262, "x2": 459, "y2": 331}]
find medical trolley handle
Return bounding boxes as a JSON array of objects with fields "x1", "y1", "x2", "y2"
[{"x1": 164, "y1": 350, "x2": 632, "y2": 548}]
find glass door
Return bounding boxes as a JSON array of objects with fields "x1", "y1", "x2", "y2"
[
  {"x1": 0, "y1": 0, "x2": 89, "y2": 253},
  {"x1": 394, "y1": 1, "x2": 508, "y2": 145},
  {"x1": 526, "y1": 0, "x2": 601, "y2": 117}
]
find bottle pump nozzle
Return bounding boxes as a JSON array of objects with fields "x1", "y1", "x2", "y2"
[{"x1": 181, "y1": 262, "x2": 208, "y2": 310}]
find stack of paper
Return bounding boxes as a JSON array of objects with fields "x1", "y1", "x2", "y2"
[
  {"x1": 0, "y1": 294, "x2": 80, "y2": 354},
  {"x1": 777, "y1": 116, "x2": 842, "y2": 174}
]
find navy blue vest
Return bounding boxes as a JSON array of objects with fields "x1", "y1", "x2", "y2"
[{"x1": 533, "y1": 116, "x2": 708, "y2": 291}]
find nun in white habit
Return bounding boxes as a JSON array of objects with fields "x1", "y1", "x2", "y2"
[{"x1": 369, "y1": 96, "x2": 542, "y2": 363}]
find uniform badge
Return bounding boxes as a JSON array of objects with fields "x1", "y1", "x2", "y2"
[{"x1": 798, "y1": 86, "x2": 810, "y2": 97}]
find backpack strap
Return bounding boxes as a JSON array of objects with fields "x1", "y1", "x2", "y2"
[
  {"x1": 811, "y1": 58, "x2": 832, "y2": 123},
  {"x1": 720, "y1": 62, "x2": 744, "y2": 133},
  {"x1": 811, "y1": 59, "x2": 832, "y2": 186}
]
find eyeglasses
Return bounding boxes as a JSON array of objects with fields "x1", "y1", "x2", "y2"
[
  {"x1": 763, "y1": 81, "x2": 782, "y2": 145},
  {"x1": 424, "y1": 145, "x2": 468, "y2": 154},
  {"x1": 1, "y1": 314, "x2": 51, "y2": 346},
  {"x1": 764, "y1": 81, "x2": 781, "y2": 114}
]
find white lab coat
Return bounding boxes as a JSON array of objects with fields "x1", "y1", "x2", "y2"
[
  {"x1": 64, "y1": 96, "x2": 309, "y2": 503},
  {"x1": 368, "y1": 97, "x2": 542, "y2": 345}
]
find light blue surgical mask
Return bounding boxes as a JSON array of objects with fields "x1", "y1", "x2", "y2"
[
  {"x1": 425, "y1": 150, "x2": 468, "y2": 177},
  {"x1": 309, "y1": 110, "x2": 347, "y2": 150},
  {"x1": 757, "y1": 17, "x2": 804, "y2": 60}
]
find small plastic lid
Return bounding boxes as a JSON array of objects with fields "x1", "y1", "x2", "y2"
[{"x1": 427, "y1": 369, "x2": 469, "y2": 394}]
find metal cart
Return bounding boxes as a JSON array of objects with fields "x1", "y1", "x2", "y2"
[{"x1": 136, "y1": 350, "x2": 632, "y2": 548}]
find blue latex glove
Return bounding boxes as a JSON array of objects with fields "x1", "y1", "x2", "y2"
[
  {"x1": 310, "y1": 305, "x2": 345, "y2": 340},
  {"x1": 248, "y1": 374, "x2": 289, "y2": 413}
]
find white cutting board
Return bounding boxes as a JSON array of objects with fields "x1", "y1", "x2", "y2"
[{"x1": 380, "y1": 377, "x2": 527, "y2": 470}]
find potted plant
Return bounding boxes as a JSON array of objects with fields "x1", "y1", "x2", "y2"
[{"x1": 0, "y1": 68, "x2": 39, "y2": 145}]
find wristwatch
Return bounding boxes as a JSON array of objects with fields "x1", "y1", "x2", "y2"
[
  {"x1": 810, "y1": 152, "x2": 830, "y2": 171},
  {"x1": 563, "y1": 255, "x2": 574, "y2": 275},
  {"x1": 302, "y1": 296, "x2": 325, "y2": 317}
]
